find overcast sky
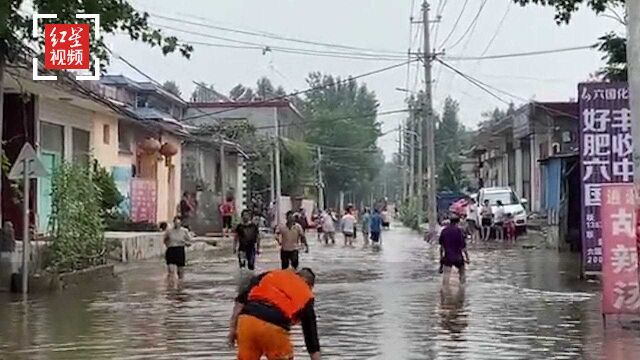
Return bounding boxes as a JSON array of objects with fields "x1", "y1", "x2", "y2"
[{"x1": 108, "y1": 0, "x2": 626, "y2": 159}]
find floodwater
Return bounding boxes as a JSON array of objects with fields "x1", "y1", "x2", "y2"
[{"x1": 1, "y1": 226, "x2": 640, "y2": 359}]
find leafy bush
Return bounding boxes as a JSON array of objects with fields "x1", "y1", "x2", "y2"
[
  {"x1": 400, "y1": 199, "x2": 422, "y2": 231},
  {"x1": 92, "y1": 161, "x2": 123, "y2": 219},
  {"x1": 48, "y1": 162, "x2": 106, "y2": 272}
]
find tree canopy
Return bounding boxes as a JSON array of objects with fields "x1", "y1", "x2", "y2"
[
  {"x1": 162, "y1": 80, "x2": 182, "y2": 97},
  {"x1": 301, "y1": 72, "x2": 382, "y2": 205},
  {"x1": 0, "y1": 0, "x2": 192, "y2": 67},
  {"x1": 512, "y1": 0, "x2": 624, "y2": 24}
]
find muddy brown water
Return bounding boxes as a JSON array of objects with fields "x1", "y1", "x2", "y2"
[{"x1": 1, "y1": 227, "x2": 639, "y2": 359}]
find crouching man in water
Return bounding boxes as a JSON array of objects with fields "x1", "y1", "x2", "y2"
[{"x1": 228, "y1": 268, "x2": 321, "y2": 360}]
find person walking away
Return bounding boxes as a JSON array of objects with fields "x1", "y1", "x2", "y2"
[
  {"x1": 381, "y1": 209, "x2": 390, "y2": 230},
  {"x1": 234, "y1": 209, "x2": 261, "y2": 271},
  {"x1": 313, "y1": 209, "x2": 324, "y2": 242},
  {"x1": 361, "y1": 208, "x2": 372, "y2": 248},
  {"x1": 228, "y1": 268, "x2": 321, "y2": 360},
  {"x1": 341, "y1": 207, "x2": 356, "y2": 247},
  {"x1": 480, "y1": 199, "x2": 493, "y2": 241},
  {"x1": 370, "y1": 208, "x2": 383, "y2": 249},
  {"x1": 179, "y1": 192, "x2": 195, "y2": 230},
  {"x1": 321, "y1": 209, "x2": 336, "y2": 245},
  {"x1": 220, "y1": 196, "x2": 236, "y2": 239},
  {"x1": 466, "y1": 198, "x2": 479, "y2": 242},
  {"x1": 277, "y1": 211, "x2": 305, "y2": 269},
  {"x1": 504, "y1": 213, "x2": 517, "y2": 244},
  {"x1": 296, "y1": 208, "x2": 310, "y2": 253},
  {"x1": 164, "y1": 217, "x2": 192, "y2": 281},
  {"x1": 439, "y1": 216, "x2": 470, "y2": 286},
  {"x1": 494, "y1": 200, "x2": 506, "y2": 242}
]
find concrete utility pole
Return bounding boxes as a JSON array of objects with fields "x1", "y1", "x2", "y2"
[
  {"x1": 409, "y1": 105, "x2": 416, "y2": 199},
  {"x1": 627, "y1": 2, "x2": 640, "y2": 196},
  {"x1": 399, "y1": 124, "x2": 407, "y2": 202},
  {"x1": 422, "y1": 0, "x2": 438, "y2": 235},
  {"x1": 316, "y1": 146, "x2": 325, "y2": 210},
  {"x1": 273, "y1": 108, "x2": 282, "y2": 226}
]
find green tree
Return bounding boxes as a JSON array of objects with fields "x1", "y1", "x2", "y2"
[
  {"x1": 302, "y1": 72, "x2": 382, "y2": 205},
  {"x1": 435, "y1": 97, "x2": 468, "y2": 192},
  {"x1": 162, "y1": 80, "x2": 182, "y2": 97},
  {"x1": 597, "y1": 32, "x2": 627, "y2": 81},
  {"x1": 191, "y1": 83, "x2": 220, "y2": 102},
  {"x1": 280, "y1": 139, "x2": 312, "y2": 196},
  {"x1": 513, "y1": 0, "x2": 626, "y2": 80},
  {"x1": 229, "y1": 83, "x2": 254, "y2": 101},
  {"x1": 48, "y1": 162, "x2": 105, "y2": 272},
  {"x1": 256, "y1": 77, "x2": 275, "y2": 99}
]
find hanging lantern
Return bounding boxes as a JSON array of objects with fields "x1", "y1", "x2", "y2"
[
  {"x1": 159, "y1": 142, "x2": 179, "y2": 157},
  {"x1": 140, "y1": 138, "x2": 161, "y2": 154}
]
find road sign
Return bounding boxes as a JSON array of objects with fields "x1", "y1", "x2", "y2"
[{"x1": 8, "y1": 143, "x2": 49, "y2": 180}]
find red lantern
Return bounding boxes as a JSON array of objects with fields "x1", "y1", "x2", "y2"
[
  {"x1": 160, "y1": 142, "x2": 179, "y2": 157},
  {"x1": 140, "y1": 138, "x2": 161, "y2": 154}
]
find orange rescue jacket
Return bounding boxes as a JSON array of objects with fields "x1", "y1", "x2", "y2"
[{"x1": 248, "y1": 270, "x2": 314, "y2": 321}]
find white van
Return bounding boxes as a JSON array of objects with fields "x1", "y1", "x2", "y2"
[{"x1": 476, "y1": 187, "x2": 528, "y2": 231}]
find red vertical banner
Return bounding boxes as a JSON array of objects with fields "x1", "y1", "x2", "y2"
[
  {"x1": 130, "y1": 179, "x2": 157, "y2": 224},
  {"x1": 601, "y1": 183, "x2": 640, "y2": 315}
]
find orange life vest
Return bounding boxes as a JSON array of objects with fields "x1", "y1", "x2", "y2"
[{"x1": 248, "y1": 270, "x2": 314, "y2": 321}]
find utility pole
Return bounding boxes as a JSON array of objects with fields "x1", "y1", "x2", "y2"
[
  {"x1": 422, "y1": 0, "x2": 438, "y2": 237},
  {"x1": 399, "y1": 124, "x2": 406, "y2": 202},
  {"x1": 316, "y1": 146, "x2": 325, "y2": 210},
  {"x1": 627, "y1": 2, "x2": 640, "y2": 198},
  {"x1": 409, "y1": 105, "x2": 416, "y2": 199},
  {"x1": 273, "y1": 108, "x2": 282, "y2": 227}
]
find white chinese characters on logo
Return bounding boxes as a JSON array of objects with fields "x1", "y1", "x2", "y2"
[{"x1": 583, "y1": 109, "x2": 611, "y2": 132}]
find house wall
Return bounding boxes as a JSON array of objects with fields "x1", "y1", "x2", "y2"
[
  {"x1": 155, "y1": 134, "x2": 182, "y2": 223},
  {"x1": 91, "y1": 112, "x2": 120, "y2": 168},
  {"x1": 185, "y1": 106, "x2": 304, "y2": 140}
]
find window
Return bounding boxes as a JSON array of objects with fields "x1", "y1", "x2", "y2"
[
  {"x1": 103, "y1": 124, "x2": 111, "y2": 144},
  {"x1": 118, "y1": 122, "x2": 133, "y2": 153},
  {"x1": 483, "y1": 191, "x2": 520, "y2": 206},
  {"x1": 72, "y1": 128, "x2": 90, "y2": 164},
  {"x1": 40, "y1": 122, "x2": 64, "y2": 154}
]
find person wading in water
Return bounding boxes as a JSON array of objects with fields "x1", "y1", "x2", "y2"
[{"x1": 277, "y1": 211, "x2": 306, "y2": 270}]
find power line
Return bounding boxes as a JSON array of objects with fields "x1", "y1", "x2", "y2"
[
  {"x1": 479, "y1": 1, "x2": 512, "y2": 57},
  {"x1": 250, "y1": 109, "x2": 410, "y2": 131},
  {"x1": 443, "y1": 44, "x2": 596, "y2": 61},
  {"x1": 149, "y1": 12, "x2": 405, "y2": 56},
  {"x1": 151, "y1": 22, "x2": 410, "y2": 61},
  {"x1": 182, "y1": 59, "x2": 417, "y2": 121},
  {"x1": 438, "y1": 0, "x2": 470, "y2": 49},
  {"x1": 437, "y1": 59, "x2": 580, "y2": 120},
  {"x1": 445, "y1": 0, "x2": 488, "y2": 51},
  {"x1": 436, "y1": 59, "x2": 511, "y2": 105},
  {"x1": 185, "y1": 39, "x2": 411, "y2": 62}
]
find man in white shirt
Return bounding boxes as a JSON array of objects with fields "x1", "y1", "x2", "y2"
[
  {"x1": 341, "y1": 207, "x2": 357, "y2": 247},
  {"x1": 321, "y1": 209, "x2": 336, "y2": 245}
]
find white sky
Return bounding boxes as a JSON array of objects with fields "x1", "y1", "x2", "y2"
[{"x1": 107, "y1": 0, "x2": 626, "y2": 159}]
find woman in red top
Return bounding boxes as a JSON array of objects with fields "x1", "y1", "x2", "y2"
[{"x1": 220, "y1": 196, "x2": 235, "y2": 239}]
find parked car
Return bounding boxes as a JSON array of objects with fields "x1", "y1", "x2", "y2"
[{"x1": 475, "y1": 187, "x2": 528, "y2": 232}]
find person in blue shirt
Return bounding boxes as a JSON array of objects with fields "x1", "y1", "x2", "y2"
[{"x1": 369, "y1": 208, "x2": 383, "y2": 246}]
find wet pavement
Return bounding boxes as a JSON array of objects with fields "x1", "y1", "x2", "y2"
[{"x1": 1, "y1": 225, "x2": 640, "y2": 359}]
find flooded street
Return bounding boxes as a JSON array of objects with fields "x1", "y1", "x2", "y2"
[{"x1": 2, "y1": 225, "x2": 640, "y2": 359}]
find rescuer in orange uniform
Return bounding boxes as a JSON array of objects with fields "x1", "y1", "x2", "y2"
[{"x1": 228, "y1": 268, "x2": 321, "y2": 360}]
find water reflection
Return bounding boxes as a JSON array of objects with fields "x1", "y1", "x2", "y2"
[
  {"x1": 1, "y1": 227, "x2": 640, "y2": 359},
  {"x1": 439, "y1": 286, "x2": 468, "y2": 337}
]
